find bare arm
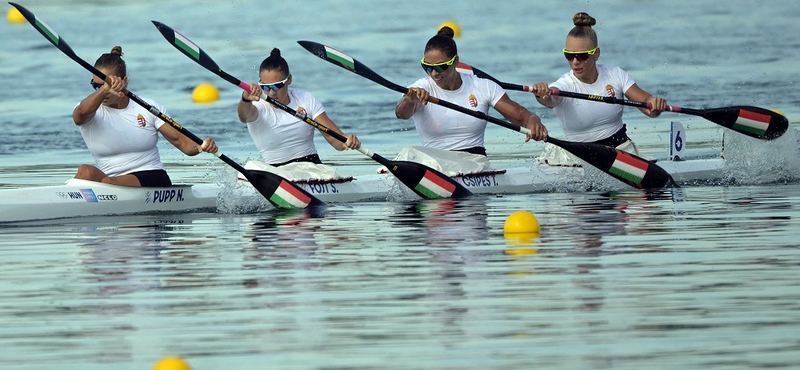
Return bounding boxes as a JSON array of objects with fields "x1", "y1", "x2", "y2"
[
  {"x1": 157, "y1": 123, "x2": 218, "y2": 156},
  {"x1": 314, "y1": 112, "x2": 361, "y2": 151},
  {"x1": 395, "y1": 87, "x2": 429, "y2": 119},
  {"x1": 237, "y1": 83, "x2": 260, "y2": 123},
  {"x1": 72, "y1": 76, "x2": 126, "y2": 125},
  {"x1": 532, "y1": 82, "x2": 563, "y2": 108},
  {"x1": 625, "y1": 83, "x2": 666, "y2": 118},
  {"x1": 493, "y1": 94, "x2": 548, "y2": 141}
]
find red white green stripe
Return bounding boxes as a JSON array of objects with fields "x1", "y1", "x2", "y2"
[
  {"x1": 173, "y1": 30, "x2": 201, "y2": 60},
  {"x1": 414, "y1": 170, "x2": 456, "y2": 199},
  {"x1": 456, "y1": 63, "x2": 474, "y2": 75},
  {"x1": 733, "y1": 109, "x2": 770, "y2": 136},
  {"x1": 608, "y1": 151, "x2": 648, "y2": 185},
  {"x1": 269, "y1": 180, "x2": 312, "y2": 209},
  {"x1": 324, "y1": 46, "x2": 355, "y2": 70},
  {"x1": 34, "y1": 18, "x2": 59, "y2": 45}
]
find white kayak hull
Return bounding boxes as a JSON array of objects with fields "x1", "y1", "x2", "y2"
[
  {"x1": 0, "y1": 158, "x2": 727, "y2": 223},
  {"x1": 238, "y1": 157, "x2": 727, "y2": 201},
  {"x1": 0, "y1": 179, "x2": 218, "y2": 223}
]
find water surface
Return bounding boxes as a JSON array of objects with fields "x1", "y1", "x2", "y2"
[{"x1": 1, "y1": 0, "x2": 799, "y2": 369}]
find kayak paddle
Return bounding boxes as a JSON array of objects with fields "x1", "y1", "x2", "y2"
[
  {"x1": 456, "y1": 63, "x2": 788, "y2": 141},
  {"x1": 152, "y1": 21, "x2": 472, "y2": 200},
  {"x1": 298, "y1": 40, "x2": 675, "y2": 189},
  {"x1": 10, "y1": 2, "x2": 325, "y2": 209}
]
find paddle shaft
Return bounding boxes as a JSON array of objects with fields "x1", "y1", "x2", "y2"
[
  {"x1": 69, "y1": 56, "x2": 258, "y2": 175},
  {"x1": 5, "y1": 3, "x2": 243, "y2": 168},
  {"x1": 501, "y1": 81, "x2": 745, "y2": 116},
  {"x1": 397, "y1": 85, "x2": 672, "y2": 188},
  {"x1": 297, "y1": 41, "x2": 677, "y2": 188},
  {"x1": 491, "y1": 80, "x2": 701, "y2": 113},
  {"x1": 226, "y1": 71, "x2": 473, "y2": 195},
  {"x1": 172, "y1": 47, "x2": 395, "y2": 168},
  {"x1": 256, "y1": 94, "x2": 399, "y2": 167},
  {"x1": 459, "y1": 63, "x2": 788, "y2": 140},
  {"x1": 152, "y1": 23, "x2": 471, "y2": 198},
  {"x1": 11, "y1": 3, "x2": 329, "y2": 209}
]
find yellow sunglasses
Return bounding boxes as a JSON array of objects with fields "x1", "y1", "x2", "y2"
[
  {"x1": 563, "y1": 47, "x2": 598, "y2": 61},
  {"x1": 421, "y1": 54, "x2": 457, "y2": 73}
]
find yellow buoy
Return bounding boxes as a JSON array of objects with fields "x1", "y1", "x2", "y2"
[
  {"x1": 191, "y1": 83, "x2": 220, "y2": 104},
  {"x1": 437, "y1": 20, "x2": 461, "y2": 38},
  {"x1": 7, "y1": 6, "x2": 25, "y2": 23},
  {"x1": 504, "y1": 211, "x2": 540, "y2": 234},
  {"x1": 152, "y1": 356, "x2": 192, "y2": 370},
  {"x1": 504, "y1": 230, "x2": 539, "y2": 249},
  {"x1": 505, "y1": 246, "x2": 539, "y2": 255}
]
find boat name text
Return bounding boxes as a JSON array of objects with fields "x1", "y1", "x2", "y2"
[
  {"x1": 301, "y1": 183, "x2": 339, "y2": 194},
  {"x1": 459, "y1": 174, "x2": 499, "y2": 187},
  {"x1": 151, "y1": 189, "x2": 185, "y2": 203}
]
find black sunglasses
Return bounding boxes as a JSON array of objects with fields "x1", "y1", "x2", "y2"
[
  {"x1": 563, "y1": 47, "x2": 598, "y2": 62},
  {"x1": 90, "y1": 80, "x2": 103, "y2": 90}
]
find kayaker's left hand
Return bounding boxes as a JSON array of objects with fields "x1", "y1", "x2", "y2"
[
  {"x1": 524, "y1": 115, "x2": 548, "y2": 142},
  {"x1": 343, "y1": 134, "x2": 361, "y2": 150},
  {"x1": 644, "y1": 96, "x2": 667, "y2": 117},
  {"x1": 199, "y1": 137, "x2": 218, "y2": 154}
]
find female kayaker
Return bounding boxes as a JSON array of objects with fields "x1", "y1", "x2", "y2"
[
  {"x1": 532, "y1": 12, "x2": 667, "y2": 165},
  {"x1": 395, "y1": 26, "x2": 548, "y2": 157},
  {"x1": 73, "y1": 46, "x2": 218, "y2": 186},
  {"x1": 238, "y1": 48, "x2": 360, "y2": 167}
]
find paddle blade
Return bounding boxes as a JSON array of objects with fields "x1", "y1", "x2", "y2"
[
  {"x1": 546, "y1": 138, "x2": 674, "y2": 189},
  {"x1": 690, "y1": 106, "x2": 788, "y2": 140},
  {"x1": 297, "y1": 40, "x2": 407, "y2": 94},
  {"x1": 457, "y1": 63, "x2": 500, "y2": 84},
  {"x1": 152, "y1": 21, "x2": 224, "y2": 73},
  {"x1": 385, "y1": 160, "x2": 472, "y2": 199},
  {"x1": 10, "y1": 3, "x2": 79, "y2": 58},
  {"x1": 241, "y1": 170, "x2": 326, "y2": 209}
]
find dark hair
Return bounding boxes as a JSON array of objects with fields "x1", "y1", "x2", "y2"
[
  {"x1": 424, "y1": 26, "x2": 458, "y2": 58},
  {"x1": 259, "y1": 48, "x2": 290, "y2": 77},
  {"x1": 568, "y1": 12, "x2": 598, "y2": 47},
  {"x1": 94, "y1": 46, "x2": 126, "y2": 77}
]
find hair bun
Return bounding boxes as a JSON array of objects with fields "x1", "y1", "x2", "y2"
[
  {"x1": 270, "y1": 48, "x2": 281, "y2": 57},
  {"x1": 572, "y1": 12, "x2": 596, "y2": 27},
  {"x1": 110, "y1": 46, "x2": 124, "y2": 56},
  {"x1": 436, "y1": 26, "x2": 455, "y2": 38}
]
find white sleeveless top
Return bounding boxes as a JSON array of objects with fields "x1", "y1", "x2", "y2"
[
  {"x1": 408, "y1": 73, "x2": 505, "y2": 151},
  {"x1": 78, "y1": 97, "x2": 166, "y2": 176},
  {"x1": 550, "y1": 64, "x2": 636, "y2": 142},
  {"x1": 244, "y1": 89, "x2": 322, "y2": 164}
]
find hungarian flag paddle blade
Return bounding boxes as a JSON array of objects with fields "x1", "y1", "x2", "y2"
[
  {"x1": 691, "y1": 106, "x2": 788, "y2": 140},
  {"x1": 297, "y1": 40, "x2": 406, "y2": 93},
  {"x1": 242, "y1": 170, "x2": 325, "y2": 209},
  {"x1": 384, "y1": 159, "x2": 472, "y2": 199},
  {"x1": 154, "y1": 23, "x2": 469, "y2": 201},
  {"x1": 546, "y1": 138, "x2": 675, "y2": 189},
  {"x1": 459, "y1": 61, "x2": 789, "y2": 141}
]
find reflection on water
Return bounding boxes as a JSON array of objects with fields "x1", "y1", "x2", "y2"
[
  {"x1": 390, "y1": 197, "x2": 490, "y2": 247},
  {"x1": 0, "y1": 187, "x2": 799, "y2": 369}
]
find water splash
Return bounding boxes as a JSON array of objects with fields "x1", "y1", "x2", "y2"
[{"x1": 722, "y1": 128, "x2": 800, "y2": 184}]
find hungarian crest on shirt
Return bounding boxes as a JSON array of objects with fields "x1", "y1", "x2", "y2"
[
  {"x1": 297, "y1": 107, "x2": 307, "y2": 118},
  {"x1": 136, "y1": 114, "x2": 146, "y2": 128},
  {"x1": 605, "y1": 84, "x2": 616, "y2": 97},
  {"x1": 468, "y1": 94, "x2": 478, "y2": 108}
]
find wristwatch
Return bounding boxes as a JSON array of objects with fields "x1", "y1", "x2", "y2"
[{"x1": 241, "y1": 92, "x2": 252, "y2": 103}]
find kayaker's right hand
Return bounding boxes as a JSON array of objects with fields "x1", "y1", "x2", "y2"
[
  {"x1": 533, "y1": 82, "x2": 553, "y2": 99},
  {"x1": 404, "y1": 87, "x2": 429, "y2": 106},
  {"x1": 243, "y1": 83, "x2": 262, "y2": 102}
]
